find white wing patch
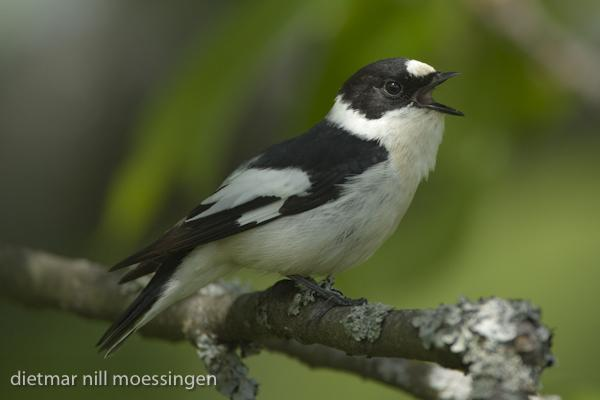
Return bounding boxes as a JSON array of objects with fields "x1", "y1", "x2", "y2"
[
  {"x1": 237, "y1": 199, "x2": 286, "y2": 225},
  {"x1": 405, "y1": 59, "x2": 435, "y2": 77},
  {"x1": 186, "y1": 168, "x2": 310, "y2": 222}
]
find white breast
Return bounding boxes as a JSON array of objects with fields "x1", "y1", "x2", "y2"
[
  {"x1": 326, "y1": 95, "x2": 444, "y2": 183},
  {"x1": 222, "y1": 98, "x2": 446, "y2": 276},
  {"x1": 222, "y1": 161, "x2": 417, "y2": 276}
]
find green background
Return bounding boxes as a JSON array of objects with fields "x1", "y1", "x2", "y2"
[{"x1": 1, "y1": 0, "x2": 599, "y2": 399}]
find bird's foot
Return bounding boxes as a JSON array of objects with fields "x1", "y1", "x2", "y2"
[{"x1": 287, "y1": 275, "x2": 366, "y2": 307}]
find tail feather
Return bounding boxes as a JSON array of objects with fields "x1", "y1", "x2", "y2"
[
  {"x1": 118, "y1": 259, "x2": 161, "y2": 284},
  {"x1": 97, "y1": 254, "x2": 182, "y2": 356},
  {"x1": 98, "y1": 246, "x2": 236, "y2": 357}
]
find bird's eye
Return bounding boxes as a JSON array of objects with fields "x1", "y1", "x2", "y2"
[{"x1": 383, "y1": 80, "x2": 402, "y2": 96}]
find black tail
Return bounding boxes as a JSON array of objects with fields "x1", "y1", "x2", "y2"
[{"x1": 97, "y1": 255, "x2": 182, "y2": 356}]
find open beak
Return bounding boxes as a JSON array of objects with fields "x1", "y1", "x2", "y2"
[{"x1": 414, "y1": 71, "x2": 464, "y2": 116}]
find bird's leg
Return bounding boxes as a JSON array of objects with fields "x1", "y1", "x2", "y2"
[
  {"x1": 322, "y1": 275, "x2": 336, "y2": 290},
  {"x1": 286, "y1": 275, "x2": 366, "y2": 307}
]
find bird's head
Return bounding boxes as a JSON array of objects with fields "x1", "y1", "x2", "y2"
[
  {"x1": 336, "y1": 57, "x2": 463, "y2": 119},
  {"x1": 327, "y1": 58, "x2": 462, "y2": 180}
]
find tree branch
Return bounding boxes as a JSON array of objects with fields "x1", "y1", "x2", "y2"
[
  {"x1": 465, "y1": 0, "x2": 600, "y2": 107},
  {"x1": 0, "y1": 243, "x2": 557, "y2": 399}
]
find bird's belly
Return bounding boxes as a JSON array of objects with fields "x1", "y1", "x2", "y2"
[{"x1": 222, "y1": 163, "x2": 418, "y2": 276}]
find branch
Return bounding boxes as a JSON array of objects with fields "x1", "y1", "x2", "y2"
[
  {"x1": 0, "y1": 243, "x2": 557, "y2": 400},
  {"x1": 465, "y1": 0, "x2": 600, "y2": 106}
]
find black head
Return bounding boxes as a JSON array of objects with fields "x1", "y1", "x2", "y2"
[{"x1": 338, "y1": 58, "x2": 463, "y2": 119}]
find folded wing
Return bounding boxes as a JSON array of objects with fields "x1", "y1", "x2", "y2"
[{"x1": 112, "y1": 121, "x2": 389, "y2": 281}]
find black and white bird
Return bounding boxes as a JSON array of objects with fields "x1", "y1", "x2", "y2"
[{"x1": 98, "y1": 57, "x2": 463, "y2": 356}]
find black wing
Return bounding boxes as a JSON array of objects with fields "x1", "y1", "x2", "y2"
[
  {"x1": 113, "y1": 121, "x2": 388, "y2": 281},
  {"x1": 113, "y1": 196, "x2": 280, "y2": 274}
]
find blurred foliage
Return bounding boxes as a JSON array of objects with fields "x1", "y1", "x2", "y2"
[
  {"x1": 96, "y1": 0, "x2": 310, "y2": 245},
  {"x1": 2, "y1": 0, "x2": 600, "y2": 399}
]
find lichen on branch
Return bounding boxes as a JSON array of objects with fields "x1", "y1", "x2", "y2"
[{"x1": 0, "y1": 243, "x2": 559, "y2": 400}]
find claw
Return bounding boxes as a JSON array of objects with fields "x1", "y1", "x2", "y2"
[{"x1": 287, "y1": 275, "x2": 365, "y2": 308}]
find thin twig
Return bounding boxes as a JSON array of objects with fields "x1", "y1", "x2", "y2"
[{"x1": 466, "y1": 0, "x2": 600, "y2": 106}]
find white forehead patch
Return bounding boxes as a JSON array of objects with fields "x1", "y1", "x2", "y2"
[{"x1": 405, "y1": 59, "x2": 436, "y2": 77}]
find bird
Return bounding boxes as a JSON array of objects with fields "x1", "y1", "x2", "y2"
[{"x1": 97, "y1": 57, "x2": 463, "y2": 356}]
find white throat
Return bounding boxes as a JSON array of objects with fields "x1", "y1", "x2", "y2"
[{"x1": 326, "y1": 95, "x2": 445, "y2": 182}]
